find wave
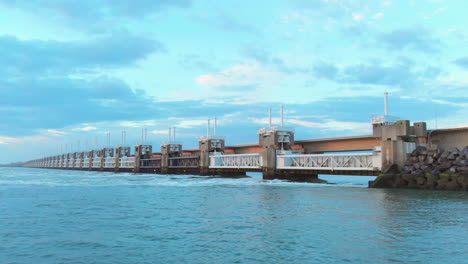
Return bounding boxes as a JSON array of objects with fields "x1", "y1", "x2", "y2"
[{"x1": 0, "y1": 168, "x2": 371, "y2": 188}]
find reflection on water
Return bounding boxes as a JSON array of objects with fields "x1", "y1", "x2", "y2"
[{"x1": 0, "y1": 167, "x2": 466, "y2": 264}]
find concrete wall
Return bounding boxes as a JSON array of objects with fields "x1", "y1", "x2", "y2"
[{"x1": 429, "y1": 127, "x2": 468, "y2": 149}]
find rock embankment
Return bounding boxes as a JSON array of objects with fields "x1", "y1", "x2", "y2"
[{"x1": 371, "y1": 146, "x2": 468, "y2": 191}]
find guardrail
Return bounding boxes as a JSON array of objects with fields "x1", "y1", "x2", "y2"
[
  {"x1": 276, "y1": 153, "x2": 381, "y2": 171},
  {"x1": 104, "y1": 157, "x2": 116, "y2": 168},
  {"x1": 209, "y1": 153, "x2": 262, "y2": 169},
  {"x1": 141, "y1": 157, "x2": 161, "y2": 168},
  {"x1": 92, "y1": 159, "x2": 101, "y2": 168},
  {"x1": 168, "y1": 155, "x2": 199, "y2": 168},
  {"x1": 120, "y1": 157, "x2": 135, "y2": 168}
]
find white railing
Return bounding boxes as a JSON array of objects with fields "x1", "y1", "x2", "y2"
[
  {"x1": 74, "y1": 159, "x2": 81, "y2": 168},
  {"x1": 140, "y1": 157, "x2": 161, "y2": 168},
  {"x1": 104, "y1": 157, "x2": 116, "y2": 168},
  {"x1": 371, "y1": 115, "x2": 400, "y2": 125},
  {"x1": 276, "y1": 153, "x2": 381, "y2": 171},
  {"x1": 92, "y1": 159, "x2": 102, "y2": 168},
  {"x1": 120, "y1": 157, "x2": 135, "y2": 168},
  {"x1": 209, "y1": 153, "x2": 262, "y2": 169},
  {"x1": 67, "y1": 160, "x2": 74, "y2": 168},
  {"x1": 83, "y1": 158, "x2": 90, "y2": 168}
]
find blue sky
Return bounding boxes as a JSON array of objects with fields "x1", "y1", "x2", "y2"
[{"x1": 0, "y1": 0, "x2": 467, "y2": 163}]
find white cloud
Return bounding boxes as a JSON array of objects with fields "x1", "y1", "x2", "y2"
[
  {"x1": 119, "y1": 120, "x2": 158, "y2": 128},
  {"x1": 381, "y1": 1, "x2": 392, "y2": 7},
  {"x1": 0, "y1": 135, "x2": 50, "y2": 144},
  {"x1": 47, "y1": 129, "x2": 67, "y2": 136},
  {"x1": 352, "y1": 13, "x2": 365, "y2": 21},
  {"x1": 72, "y1": 126, "x2": 97, "y2": 131},
  {"x1": 0, "y1": 136, "x2": 20, "y2": 144},
  {"x1": 176, "y1": 119, "x2": 207, "y2": 129},
  {"x1": 151, "y1": 129, "x2": 169, "y2": 135},
  {"x1": 373, "y1": 12, "x2": 384, "y2": 19},
  {"x1": 250, "y1": 117, "x2": 372, "y2": 134},
  {"x1": 196, "y1": 63, "x2": 280, "y2": 87}
]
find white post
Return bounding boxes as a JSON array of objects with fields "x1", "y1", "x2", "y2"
[
  {"x1": 268, "y1": 108, "x2": 272, "y2": 128},
  {"x1": 168, "y1": 127, "x2": 171, "y2": 143},
  {"x1": 214, "y1": 117, "x2": 217, "y2": 136},
  {"x1": 207, "y1": 119, "x2": 211, "y2": 137},
  {"x1": 173, "y1": 127, "x2": 176, "y2": 142},
  {"x1": 280, "y1": 104, "x2": 284, "y2": 128},
  {"x1": 384, "y1": 92, "x2": 389, "y2": 116}
]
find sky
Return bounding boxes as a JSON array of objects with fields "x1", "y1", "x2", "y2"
[{"x1": 0, "y1": 0, "x2": 467, "y2": 163}]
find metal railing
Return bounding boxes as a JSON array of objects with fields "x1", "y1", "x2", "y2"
[
  {"x1": 141, "y1": 157, "x2": 161, "y2": 168},
  {"x1": 120, "y1": 157, "x2": 135, "y2": 168},
  {"x1": 104, "y1": 157, "x2": 116, "y2": 168},
  {"x1": 83, "y1": 158, "x2": 90, "y2": 168},
  {"x1": 371, "y1": 115, "x2": 400, "y2": 125},
  {"x1": 209, "y1": 153, "x2": 262, "y2": 169},
  {"x1": 92, "y1": 159, "x2": 102, "y2": 168},
  {"x1": 168, "y1": 155, "x2": 199, "y2": 168},
  {"x1": 276, "y1": 153, "x2": 381, "y2": 171}
]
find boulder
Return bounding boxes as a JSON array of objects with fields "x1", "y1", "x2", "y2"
[
  {"x1": 446, "y1": 180, "x2": 461, "y2": 191},
  {"x1": 425, "y1": 156, "x2": 434, "y2": 164},
  {"x1": 461, "y1": 146, "x2": 468, "y2": 156},
  {"x1": 418, "y1": 155, "x2": 426, "y2": 163},
  {"x1": 436, "y1": 177, "x2": 448, "y2": 190},
  {"x1": 447, "y1": 152, "x2": 458, "y2": 160},
  {"x1": 440, "y1": 150, "x2": 450, "y2": 159},
  {"x1": 436, "y1": 162, "x2": 452, "y2": 171},
  {"x1": 416, "y1": 176, "x2": 426, "y2": 186}
]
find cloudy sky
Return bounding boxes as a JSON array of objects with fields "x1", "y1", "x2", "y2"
[{"x1": 0, "y1": 0, "x2": 467, "y2": 163}]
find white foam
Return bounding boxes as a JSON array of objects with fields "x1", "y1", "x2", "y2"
[{"x1": 0, "y1": 168, "x2": 369, "y2": 188}]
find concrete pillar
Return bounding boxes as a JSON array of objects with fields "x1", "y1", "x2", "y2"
[
  {"x1": 161, "y1": 143, "x2": 182, "y2": 174},
  {"x1": 258, "y1": 127, "x2": 294, "y2": 180},
  {"x1": 88, "y1": 151, "x2": 93, "y2": 170},
  {"x1": 115, "y1": 147, "x2": 122, "y2": 172},
  {"x1": 261, "y1": 147, "x2": 277, "y2": 179},
  {"x1": 78, "y1": 152, "x2": 84, "y2": 169},
  {"x1": 100, "y1": 148, "x2": 106, "y2": 170},
  {"x1": 374, "y1": 120, "x2": 428, "y2": 172},
  {"x1": 134, "y1": 145, "x2": 152, "y2": 173},
  {"x1": 134, "y1": 146, "x2": 142, "y2": 173},
  {"x1": 65, "y1": 154, "x2": 68, "y2": 168},
  {"x1": 198, "y1": 137, "x2": 225, "y2": 175}
]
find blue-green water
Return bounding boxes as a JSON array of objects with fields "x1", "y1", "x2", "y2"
[{"x1": 0, "y1": 168, "x2": 467, "y2": 264}]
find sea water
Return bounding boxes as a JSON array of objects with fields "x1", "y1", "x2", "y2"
[{"x1": 0, "y1": 167, "x2": 466, "y2": 264}]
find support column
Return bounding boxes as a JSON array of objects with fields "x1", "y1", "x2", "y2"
[
  {"x1": 88, "y1": 150, "x2": 94, "y2": 170},
  {"x1": 79, "y1": 152, "x2": 84, "y2": 169},
  {"x1": 115, "y1": 147, "x2": 122, "y2": 173},
  {"x1": 161, "y1": 143, "x2": 182, "y2": 174},
  {"x1": 261, "y1": 147, "x2": 277, "y2": 179},
  {"x1": 134, "y1": 145, "x2": 152, "y2": 173},
  {"x1": 373, "y1": 120, "x2": 427, "y2": 172},
  {"x1": 100, "y1": 148, "x2": 106, "y2": 171},
  {"x1": 198, "y1": 137, "x2": 225, "y2": 175},
  {"x1": 134, "y1": 145, "x2": 142, "y2": 173},
  {"x1": 259, "y1": 127, "x2": 293, "y2": 180}
]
